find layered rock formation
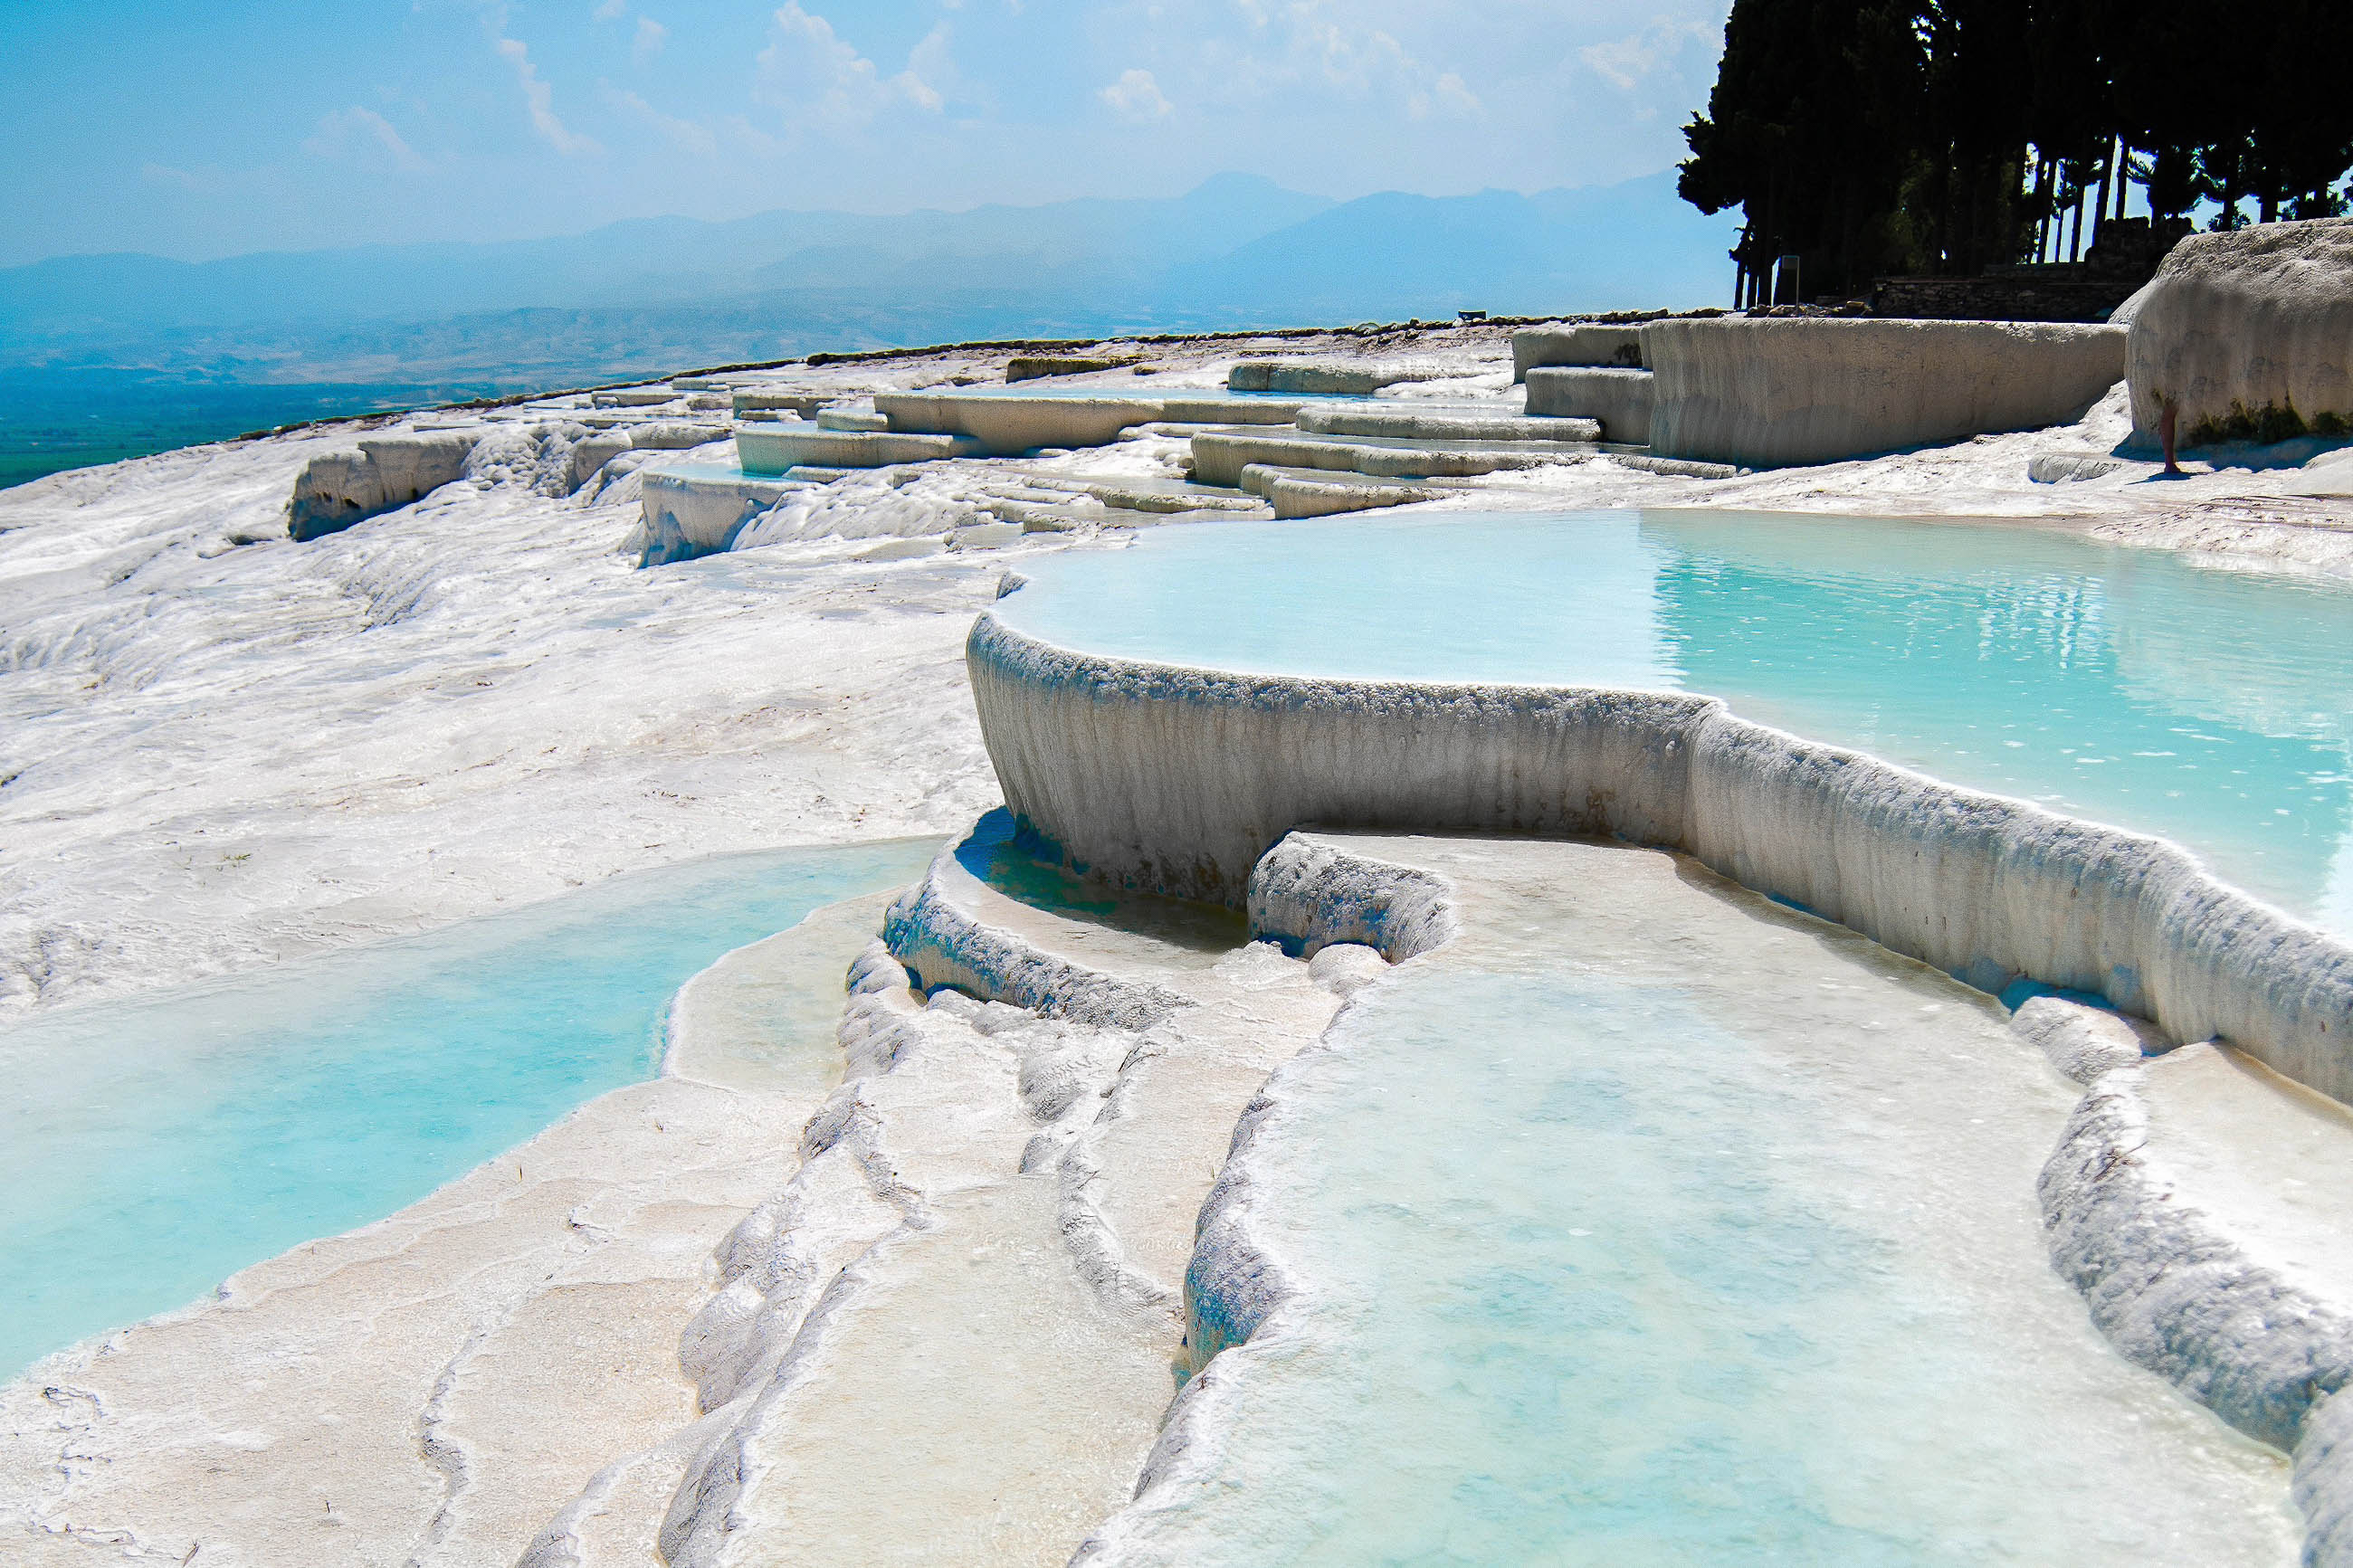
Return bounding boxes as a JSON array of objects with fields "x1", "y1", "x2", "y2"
[
  {"x1": 1647, "y1": 318, "x2": 2127, "y2": 467},
  {"x1": 286, "y1": 431, "x2": 483, "y2": 541},
  {"x1": 2127, "y1": 217, "x2": 2353, "y2": 448}
]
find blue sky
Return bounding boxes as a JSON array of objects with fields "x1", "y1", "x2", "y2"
[{"x1": 0, "y1": 0, "x2": 1730, "y2": 266}]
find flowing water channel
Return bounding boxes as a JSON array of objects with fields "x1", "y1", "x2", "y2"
[
  {"x1": 992, "y1": 509, "x2": 2353, "y2": 935},
  {"x1": 0, "y1": 839, "x2": 937, "y2": 1379}
]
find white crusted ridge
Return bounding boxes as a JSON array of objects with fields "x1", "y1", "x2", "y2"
[
  {"x1": 2039, "y1": 1049, "x2": 2353, "y2": 1563},
  {"x1": 1245, "y1": 830, "x2": 1459, "y2": 962},
  {"x1": 660, "y1": 936, "x2": 1169, "y2": 1564},
  {"x1": 966, "y1": 612, "x2": 2353, "y2": 1107},
  {"x1": 656, "y1": 831, "x2": 1353, "y2": 1564},
  {"x1": 881, "y1": 841, "x2": 1195, "y2": 1031},
  {"x1": 2012, "y1": 993, "x2": 2167, "y2": 1084},
  {"x1": 1076, "y1": 830, "x2": 1453, "y2": 1563}
]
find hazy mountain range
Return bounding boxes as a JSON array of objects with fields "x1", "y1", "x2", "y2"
[{"x1": 1, "y1": 172, "x2": 1739, "y2": 387}]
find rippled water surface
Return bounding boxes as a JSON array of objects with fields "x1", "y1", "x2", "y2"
[
  {"x1": 0, "y1": 840, "x2": 937, "y2": 1378},
  {"x1": 995, "y1": 510, "x2": 2353, "y2": 932}
]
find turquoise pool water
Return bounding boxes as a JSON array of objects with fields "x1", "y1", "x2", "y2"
[
  {"x1": 995, "y1": 510, "x2": 2353, "y2": 935},
  {"x1": 1111, "y1": 848, "x2": 2300, "y2": 1563},
  {"x1": 0, "y1": 840, "x2": 936, "y2": 1380}
]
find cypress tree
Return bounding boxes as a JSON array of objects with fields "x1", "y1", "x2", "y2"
[
  {"x1": 1679, "y1": 0, "x2": 1925, "y2": 299},
  {"x1": 1683, "y1": 0, "x2": 2353, "y2": 279}
]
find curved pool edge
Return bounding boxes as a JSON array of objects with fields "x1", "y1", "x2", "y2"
[
  {"x1": 966, "y1": 610, "x2": 2353, "y2": 1108},
  {"x1": 1072, "y1": 828, "x2": 2353, "y2": 1565}
]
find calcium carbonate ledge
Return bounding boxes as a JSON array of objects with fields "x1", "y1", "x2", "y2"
[
  {"x1": 2040, "y1": 1049, "x2": 2353, "y2": 1564},
  {"x1": 1076, "y1": 832, "x2": 2353, "y2": 1566},
  {"x1": 881, "y1": 844, "x2": 1195, "y2": 1032},
  {"x1": 1168, "y1": 831, "x2": 1450, "y2": 1372},
  {"x1": 875, "y1": 391, "x2": 1303, "y2": 457},
  {"x1": 965, "y1": 611, "x2": 2353, "y2": 1108}
]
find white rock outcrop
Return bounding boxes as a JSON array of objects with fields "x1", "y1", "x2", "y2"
[
  {"x1": 2041, "y1": 1052, "x2": 2353, "y2": 1562},
  {"x1": 1190, "y1": 430, "x2": 1588, "y2": 488},
  {"x1": 2010, "y1": 993, "x2": 2160, "y2": 1083},
  {"x1": 1646, "y1": 318, "x2": 2127, "y2": 468},
  {"x1": 660, "y1": 832, "x2": 1344, "y2": 1567},
  {"x1": 635, "y1": 460, "x2": 813, "y2": 566},
  {"x1": 1225, "y1": 358, "x2": 1480, "y2": 396},
  {"x1": 1292, "y1": 405, "x2": 1600, "y2": 442},
  {"x1": 2126, "y1": 217, "x2": 2353, "y2": 448},
  {"x1": 628, "y1": 421, "x2": 731, "y2": 451},
  {"x1": 287, "y1": 430, "x2": 482, "y2": 540},
  {"x1": 1510, "y1": 323, "x2": 1647, "y2": 382},
  {"x1": 872, "y1": 391, "x2": 1304, "y2": 459},
  {"x1": 735, "y1": 423, "x2": 986, "y2": 474},
  {"x1": 1524, "y1": 366, "x2": 1655, "y2": 443},
  {"x1": 286, "y1": 423, "x2": 628, "y2": 540}
]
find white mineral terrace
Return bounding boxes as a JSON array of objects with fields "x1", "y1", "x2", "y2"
[
  {"x1": 7, "y1": 321, "x2": 2353, "y2": 1563},
  {"x1": 1089, "y1": 832, "x2": 2310, "y2": 1563}
]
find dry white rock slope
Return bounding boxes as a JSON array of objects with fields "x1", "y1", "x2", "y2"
[
  {"x1": 0, "y1": 891, "x2": 894, "y2": 1567},
  {"x1": 0, "y1": 424, "x2": 1014, "y2": 1012}
]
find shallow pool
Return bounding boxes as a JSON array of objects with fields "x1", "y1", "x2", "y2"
[
  {"x1": 995, "y1": 510, "x2": 2353, "y2": 935},
  {"x1": 0, "y1": 840, "x2": 936, "y2": 1379},
  {"x1": 1110, "y1": 840, "x2": 2301, "y2": 1564}
]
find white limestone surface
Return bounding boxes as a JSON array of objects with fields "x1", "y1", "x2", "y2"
[
  {"x1": 657, "y1": 834, "x2": 1342, "y2": 1567},
  {"x1": 2142, "y1": 1043, "x2": 2353, "y2": 1314},
  {"x1": 288, "y1": 429, "x2": 484, "y2": 539},
  {"x1": 1225, "y1": 358, "x2": 1484, "y2": 395},
  {"x1": 880, "y1": 391, "x2": 1167, "y2": 453},
  {"x1": 737, "y1": 422, "x2": 986, "y2": 473},
  {"x1": 1522, "y1": 365, "x2": 1655, "y2": 442},
  {"x1": 2010, "y1": 993, "x2": 2163, "y2": 1084},
  {"x1": 0, "y1": 893, "x2": 896, "y2": 1568},
  {"x1": 1084, "y1": 832, "x2": 2302, "y2": 1565},
  {"x1": 630, "y1": 421, "x2": 733, "y2": 451},
  {"x1": 6, "y1": 321, "x2": 2353, "y2": 1565},
  {"x1": 964, "y1": 614, "x2": 2353, "y2": 1106},
  {"x1": 0, "y1": 423, "x2": 1020, "y2": 1015},
  {"x1": 1510, "y1": 322, "x2": 1647, "y2": 380},
  {"x1": 1647, "y1": 318, "x2": 2128, "y2": 468},
  {"x1": 635, "y1": 456, "x2": 813, "y2": 563},
  {"x1": 1188, "y1": 430, "x2": 1594, "y2": 488},
  {"x1": 1260, "y1": 473, "x2": 1444, "y2": 519},
  {"x1": 2038, "y1": 1041, "x2": 2353, "y2": 1562},
  {"x1": 2128, "y1": 218, "x2": 2353, "y2": 446},
  {"x1": 874, "y1": 392, "x2": 1297, "y2": 455},
  {"x1": 1293, "y1": 404, "x2": 1598, "y2": 442}
]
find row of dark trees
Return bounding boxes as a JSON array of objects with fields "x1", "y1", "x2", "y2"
[{"x1": 1678, "y1": 0, "x2": 2353, "y2": 302}]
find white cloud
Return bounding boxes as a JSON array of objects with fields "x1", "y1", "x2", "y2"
[
  {"x1": 1100, "y1": 68, "x2": 1172, "y2": 120},
  {"x1": 1406, "y1": 69, "x2": 1481, "y2": 121},
  {"x1": 899, "y1": 23, "x2": 957, "y2": 113},
  {"x1": 594, "y1": 0, "x2": 625, "y2": 18},
  {"x1": 633, "y1": 16, "x2": 668, "y2": 64},
  {"x1": 601, "y1": 82, "x2": 717, "y2": 157},
  {"x1": 495, "y1": 33, "x2": 603, "y2": 156},
  {"x1": 1175, "y1": 2, "x2": 1435, "y2": 116},
  {"x1": 721, "y1": 114, "x2": 787, "y2": 157},
  {"x1": 301, "y1": 106, "x2": 430, "y2": 172},
  {"x1": 754, "y1": 5, "x2": 945, "y2": 133},
  {"x1": 1580, "y1": 18, "x2": 1713, "y2": 91}
]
